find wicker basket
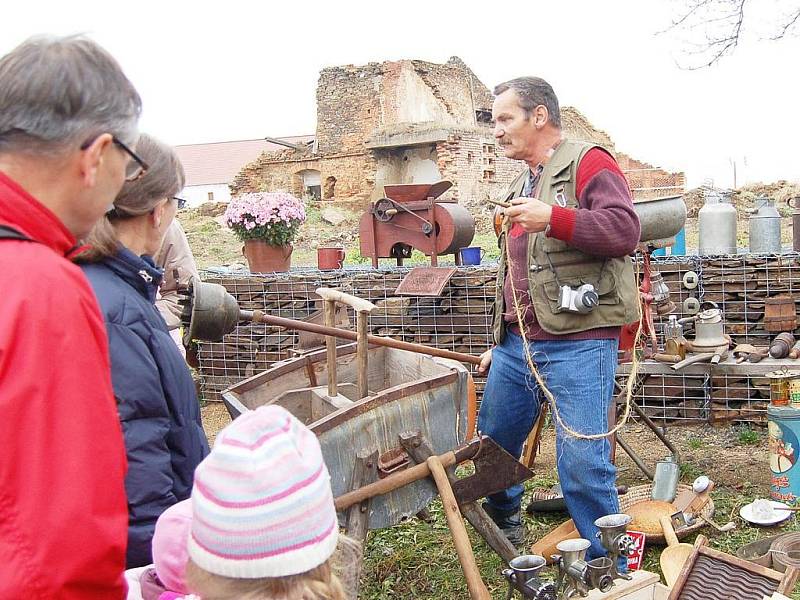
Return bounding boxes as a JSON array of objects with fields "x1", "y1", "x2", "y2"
[{"x1": 619, "y1": 483, "x2": 715, "y2": 545}]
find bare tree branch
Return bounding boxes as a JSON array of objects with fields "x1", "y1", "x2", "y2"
[
  {"x1": 769, "y1": 7, "x2": 800, "y2": 39},
  {"x1": 667, "y1": 0, "x2": 800, "y2": 67}
]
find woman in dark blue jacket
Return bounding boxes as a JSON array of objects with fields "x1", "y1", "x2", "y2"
[{"x1": 77, "y1": 134, "x2": 209, "y2": 568}]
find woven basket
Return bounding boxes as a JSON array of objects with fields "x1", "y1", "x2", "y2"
[{"x1": 619, "y1": 483, "x2": 715, "y2": 545}]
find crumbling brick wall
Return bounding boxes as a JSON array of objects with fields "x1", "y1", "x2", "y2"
[
  {"x1": 436, "y1": 131, "x2": 523, "y2": 208},
  {"x1": 316, "y1": 63, "x2": 384, "y2": 154},
  {"x1": 230, "y1": 151, "x2": 376, "y2": 203},
  {"x1": 617, "y1": 152, "x2": 685, "y2": 200}
]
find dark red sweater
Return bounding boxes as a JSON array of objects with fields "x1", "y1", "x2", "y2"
[{"x1": 503, "y1": 147, "x2": 640, "y2": 341}]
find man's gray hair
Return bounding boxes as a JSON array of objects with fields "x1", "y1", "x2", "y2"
[
  {"x1": 0, "y1": 35, "x2": 142, "y2": 156},
  {"x1": 494, "y1": 77, "x2": 561, "y2": 129}
]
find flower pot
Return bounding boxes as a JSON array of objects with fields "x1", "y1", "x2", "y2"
[{"x1": 242, "y1": 240, "x2": 292, "y2": 272}]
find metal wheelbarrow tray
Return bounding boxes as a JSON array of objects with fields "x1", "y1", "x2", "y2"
[{"x1": 222, "y1": 342, "x2": 470, "y2": 530}]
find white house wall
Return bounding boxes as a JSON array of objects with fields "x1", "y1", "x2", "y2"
[{"x1": 180, "y1": 184, "x2": 231, "y2": 207}]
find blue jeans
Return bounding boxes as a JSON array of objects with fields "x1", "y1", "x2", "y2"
[{"x1": 478, "y1": 331, "x2": 620, "y2": 561}]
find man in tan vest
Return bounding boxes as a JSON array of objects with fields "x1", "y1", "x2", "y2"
[{"x1": 477, "y1": 77, "x2": 640, "y2": 561}]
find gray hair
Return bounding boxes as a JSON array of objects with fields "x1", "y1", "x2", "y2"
[
  {"x1": 493, "y1": 77, "x2": 561, "y2": 129},
  {"x1": 0, "y1": 34, "x2": 142, "y2": 156},
  {"x1": 77, "y1": 134, "x2": 185, "y2": 262}
]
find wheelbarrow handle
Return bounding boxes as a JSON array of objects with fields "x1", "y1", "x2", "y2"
[{"x1": 316, "y1": 287, "x2": 376, "y2": 314}]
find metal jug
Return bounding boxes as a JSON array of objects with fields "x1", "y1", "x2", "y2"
[
  {"x1": 749, "y1": 196, "x2": 782, "y2": 254},
  {"x1": 698, "y1": 188, "x2": 737, "y2": 255},
  {"x1": 789, "y1": 197, "x2": 800, "y2": 252}
]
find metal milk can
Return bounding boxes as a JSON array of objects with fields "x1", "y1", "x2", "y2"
[
  {"x1": 750, "y1": 196, "x2": 782, "y2": 254},
  {"x1": 699, "y1": 188, "x2": 737, "y2": 255},
  {"x1": 789, "y1": 197, "x2": 800, "y2": 252}
]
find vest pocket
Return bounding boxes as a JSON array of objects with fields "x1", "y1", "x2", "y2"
[{"x1": 536, "y1": 268, "x2": 620, "y2": 316}]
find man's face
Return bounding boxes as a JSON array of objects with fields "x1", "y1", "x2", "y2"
[
  {"x1": 492, "y1": 90, "x2": 537, "y2": 161},
  {"x1": 73, "y1": 136, "x2": 131, "y2": 239}
]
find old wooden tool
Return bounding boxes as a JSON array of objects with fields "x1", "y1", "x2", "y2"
[
  {"x1": 659, "y1": 516, "x2": 694, "y2": 587},
  {"x1": 334, "y1": 435, "x2": 532, "y2": 512},
  {"x1": 399, "y1": 431, "x2": 518, "y2": 562},
  {"x1": 427, "y1": 455, "x2": 491, "y2": 600}
]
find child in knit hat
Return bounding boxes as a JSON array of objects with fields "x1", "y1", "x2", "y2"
[
  {"x1": 184, "y1": 405, "x2": 345, "y2": 600},
  {"x1": 123, "y1": 499, "x2": 196, "y2": 600}
]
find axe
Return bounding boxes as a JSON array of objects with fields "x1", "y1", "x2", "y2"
[{"x1": 334, "y1": 435, "x2": 532, "y2": 512}]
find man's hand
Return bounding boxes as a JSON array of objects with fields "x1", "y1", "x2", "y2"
[
  {"x1": 477, "y1": 348, "x2": 492, "y2": 374},
  {"x1": 504, "y1": 197, "x2": 553, "y2": 233}
]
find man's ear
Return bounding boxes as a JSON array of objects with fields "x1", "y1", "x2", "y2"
[
  {"x1": 79, "y1": 133, "x2": 114, "y2": 187},
  {"x1": 533, "y1": 105, "x2": 549, "y2": 129}
]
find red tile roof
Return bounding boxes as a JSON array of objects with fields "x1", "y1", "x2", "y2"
[{"x1": 175, "y1": 136, "x2": 314, "y2": 186}]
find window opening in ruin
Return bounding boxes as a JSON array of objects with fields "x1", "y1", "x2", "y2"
[
  {"x1": 207, "y1": 191, "x2": 215, "y2": 202},
  {"x1": 296, "y1": 169, "x2": 322, "y2": 201},
  {"x1": 467, "y1": 152, "x2": 474, "y2": 164},
  {"x1": 323, "y1": 176, "x2": 336, "y2": 200},
  {"x1": 482, "y1": 143, "x2": 495, "y2": 156},
  {"x1": 475, "y1": 109, "x2": 492, "y2": 124},
  {"x1": 483, "y1": 170, "x2": 496, "y2": 183}
]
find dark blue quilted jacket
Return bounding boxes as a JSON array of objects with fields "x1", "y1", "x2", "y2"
[{"x1": 81, "y1": 245, "x2": 208, "y2": 568}]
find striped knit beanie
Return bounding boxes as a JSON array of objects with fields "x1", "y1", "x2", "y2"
[{"x1": 188, "y1": 405, "x2": 339, "y2": 578}]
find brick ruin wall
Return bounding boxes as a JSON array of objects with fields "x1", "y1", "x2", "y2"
[
  {"x1": 232, "y1": 59, "x2": 684, "y2": 205},
  {"x1": 617, "y1": 153, "x2": 685, "y2": 200},
  {"x1": 316, "y1": 63, "x2": 385, "y2": 155},
  {"x1": 231, "y1": 152, "x2": 377, "y2": 204}
]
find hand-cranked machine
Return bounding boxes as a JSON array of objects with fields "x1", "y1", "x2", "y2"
[{"x1": 359, "y1": 180, "x2": 475, "y2": 267}]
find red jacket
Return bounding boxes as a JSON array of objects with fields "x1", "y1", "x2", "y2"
[{"x1": 0, "y1": 172, "x2": 128, "y2": 599}]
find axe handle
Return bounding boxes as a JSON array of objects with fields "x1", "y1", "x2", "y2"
[
  {"x1": 427, "y1": 456, "x2": 491, "y2": 600},
  {"x1": 334, "y1": 450, "x2": 457, "y2": 511}
]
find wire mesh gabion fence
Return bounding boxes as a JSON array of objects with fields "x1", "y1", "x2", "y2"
[
  {"x1": 196, "y1": 266, "x2": 497, "y2": 403},
  {"x1": 196, "y1": 253, "x2": 800, "y2": 425}
]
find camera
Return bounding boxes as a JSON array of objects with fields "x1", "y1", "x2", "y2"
[{"x1": 559, "y1": 283, "x2": 599, "y2": 314}]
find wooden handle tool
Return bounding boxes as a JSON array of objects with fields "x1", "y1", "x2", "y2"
[{"x1": 427, "y1": 455, "x2": 491, "y2": 600}]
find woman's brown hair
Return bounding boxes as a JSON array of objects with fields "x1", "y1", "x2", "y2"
[{"x1": 77, "y1": 133, "x2": 185, "y2": 262}]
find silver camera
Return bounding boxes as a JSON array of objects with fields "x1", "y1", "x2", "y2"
[{"x1": 559, "y1": 283, "x2": 599, "y2": 314}]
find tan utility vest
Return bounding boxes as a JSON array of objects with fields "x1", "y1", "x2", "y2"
[{"x1": 492, "y1": 139, "x2": 639, "y2": 343}]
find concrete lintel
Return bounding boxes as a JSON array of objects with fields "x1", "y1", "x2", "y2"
[{"x1": 365, "y1": 128, "x2": 452, "y2": 149}]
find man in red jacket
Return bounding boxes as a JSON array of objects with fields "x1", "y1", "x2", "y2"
[{"x1": 0, "y1": 35, "x2": 143, "y2": 598}]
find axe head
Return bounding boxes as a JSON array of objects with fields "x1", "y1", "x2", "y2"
[{"x1": 450, "y1": 436, "x2": 533, "y2": 505}]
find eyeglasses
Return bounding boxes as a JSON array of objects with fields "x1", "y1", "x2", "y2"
[
  {"x1": 172, "y1": 196, "x2": 187, "y2": 209},
  {"x1": 112, "y1": 136, "x2": 149, "y2": 182},
  {"x1": 80, "y1": 134, "x2": 149, "y2": 182}
]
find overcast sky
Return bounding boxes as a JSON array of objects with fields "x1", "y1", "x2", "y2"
[{"x1": 2, "y1": 0, "x2": 798, "y2": 189}]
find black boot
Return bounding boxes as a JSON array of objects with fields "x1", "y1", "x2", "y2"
[{"x1": 482, "y1": 502, "x2": 526, "y2": 548}]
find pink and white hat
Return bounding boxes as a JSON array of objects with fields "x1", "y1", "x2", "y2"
[{"x1": 188, "y1": 405, "x2": 338, "y2": 578}]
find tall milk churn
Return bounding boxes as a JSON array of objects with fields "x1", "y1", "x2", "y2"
[
  {"x1": 790, "y1": 197, "x2": 800, "y2": 252},
  {"x1": 750, "y1": 196, "x2": 782, "y2": 254},
  {"x1": 699, "y1": 188, "x2": 737, "y2": 255}
]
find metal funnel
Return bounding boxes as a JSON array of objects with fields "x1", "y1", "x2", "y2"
[
  {"x1": 180, "y1": 279, "x2": 242, "y2": 342},
  {"x1": 508, "y1": 554, "x2": 547, "y2": 579},
  {"x1": 556, "y1": 538, "x2": 591, "y2": 569}
]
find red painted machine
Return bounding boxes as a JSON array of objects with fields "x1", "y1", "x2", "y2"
[{"x1": 359, "y1": 181, "x2": 475, "y2": 268}]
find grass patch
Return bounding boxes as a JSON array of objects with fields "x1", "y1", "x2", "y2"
[
  {"x1": 737, "y1": 426, "x2": 761, "y2": 446},
  {"x1": 687, "y1": 436, "x2": 704, "y2": 450}
]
